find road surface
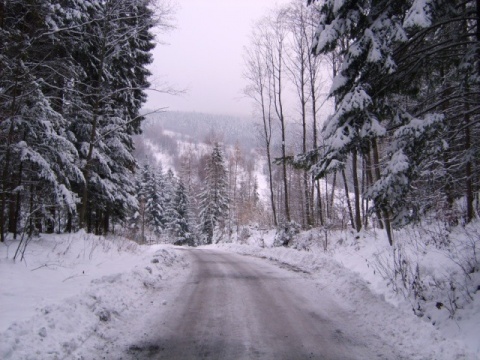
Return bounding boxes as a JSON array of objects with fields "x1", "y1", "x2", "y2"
[{"x1": 124, "y1": 248, "x2": 393, "y2": 360}]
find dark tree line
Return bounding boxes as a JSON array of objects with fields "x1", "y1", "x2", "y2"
[{"x1": 0, "y1": 0, "x2": 169, "y2": 241}]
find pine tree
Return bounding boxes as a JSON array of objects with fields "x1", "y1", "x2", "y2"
[
  {"x1": 305, "y1": 0, "x2": 480, "y2": 242},
  {"x1": 170, "y1": 180, "x2": 195, "y2": 246},
  {"x1": 66, "y1": 0, "x2": 156, "y2": 232},
  {"x1": 179, "y1": 146, "x2": 200, "y2": 239},
  {"x1": 144, "y1": 165, "x2": 164, "y2": 236},
  {"x1": 0, "y1": 0, "x2": 83, "y2": 240},
  {"x1": 0, "y1": 0, "x2": 164, "y2": 239},
  {"x1": 198, "y1": 144, "x2": 229, "y2": 244}
]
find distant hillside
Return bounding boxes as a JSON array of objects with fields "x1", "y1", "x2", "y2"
[{"x1": 143, "y1": 111, "x2": 259, "y2": 151}]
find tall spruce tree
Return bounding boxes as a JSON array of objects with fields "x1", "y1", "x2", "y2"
[
  {"x1": 0, "y1": 0, "x2": 83, "y2": 240},
  {"x1": 144, "y1": 164, "x2": 164, "y2": 235},
  {"x1": 169, "y1": 180, "x2": 195, "y2": 246},
  {"x1": 71, "y1": 0, "x2": 156, "y2": 233},
  {"x1": 198, "y1": 143, "x2": 229, "y2": 244}
]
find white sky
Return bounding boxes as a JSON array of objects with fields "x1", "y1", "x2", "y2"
[{"x1": 145, "y1": 0, "x2": 290, "y2": 117}]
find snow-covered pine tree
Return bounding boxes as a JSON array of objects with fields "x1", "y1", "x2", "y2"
[
  {"x1": 305, "y1": 0, "x2": 479, "y2": 242},
  {"x1": 0, "y1": 0, "x2": 165, "y2": 238},
  {"x1": 179, "y1": 146, "x2": 200, "y2": 239},
  {"x1": 198, "y1": 143, "x2": 229, "y2": 244},
  {"x1": 130, "y1": 166, "x2": 145, "y2": 241},
  {"x1": 131, "y1": 162, "x2": 167, "y2": 242},
  {"x1": 169, "y1": 180, "x2": 195, "y2": 246},
  {"x1": 304, "y1": 0, "x2": 414, "y2": 244},
  {"x1": 0, "y1": 0, "x2": 83, "y2": 240},
  {"x1": 67, "y1": 0, "x2": 156, "y2": 233},
  {"x1": 393, "y1": 0, "x2": 480, "y2": 226},
  {"x1": 144, "y1": 164, "x2": 165, "y2": 237},
  {"x1": 162, "y1": 168, "x2": 177, "y2": 240}
]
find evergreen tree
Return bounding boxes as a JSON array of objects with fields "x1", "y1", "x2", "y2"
[
  {"x1": 179, "y1": 146, "x2": 200, "y2": 239},
  {"x1": 0, "y1": 0, "x2": 83, "y2": 240},
  {"x1": 162, "y1": 168, "x2": 177, "y2": 240},
  {"x1": 70, "y1": 0, "x2": 156, "y2": 232},
  {"x1": 0, "y1": 0, "x2": 165, "y2": 239},
  {"x1": 304, "y1": 0, "x2": 413, "y2": 244},
  {"x1": 304, "y1": 0, "x2": 480, "y2": 242},
  {"x1": 170, "y1": 180, "x2": 195, "y2": 246},
  {"x1": 198, "y1": 144, "x2": 229, "y2": 244},
  {"x1": 144, "y1": 164, "x2": 164, "y2": 236}
]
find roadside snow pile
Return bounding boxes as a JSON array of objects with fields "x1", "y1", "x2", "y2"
[
  {"x1": 361, "y1": 223, "x2": 480, "y2": 357},
  {"x1": 0, "y1": 231, "x2": 187, "y2": 359},
  {"x1": 216, "y1": 222, "x2": 480, "y2": 358}
]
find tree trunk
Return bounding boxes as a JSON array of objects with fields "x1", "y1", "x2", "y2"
[
  {"x1": 341, "y1": 168, "x2": 355, "y2": 230},
  {"x1": 329, "y1": 171, "x2": 337, "y2": 220},
  {"x1": 300, "y1": 70, "x2": 312, "y2": 227},
  {"x1": 383, "y1": 213, "x2": 393, "y2": 246},
  {"x1": 303, "y1": 173, "x2": 312, "y2": 227},
  {"x1": 372, "y1": 139, "x2": 392, "y2": 245},
  {"x1": 266, "y1": 148, "x2": 278, "y2": 226},
  {"x1": 28, "y1": 184, "x2": 34, "y2": 237},
  {"x1": 46, "y1": 207, "x2": 55, "y2": 234},
  {"x1": 464, "y1": 110, "x2": 474, "y2": 223},
  {"x1": 278, "y1": 88, "x2": 290, "y2": 223},
  {"x1": 366, "y1": 143, "x2": 383, "y2": 229},
  {"x1": 0, "y1": 79, "x2": 19, "y2": 242},
  {"x1": 66, "y1": 211, "x2": 72, "y2": 233},
  {"x1": 324, "y1": 173, "x2": 329, "y2": 219},
  {"x1": 309, "y1": 52, "x2": 319, "y2": 227},
  {"x1": 11, "y1": 145, "x2": 25, "y2": 239},
  {"x1": 104, "y1": 209, "x2": 110, "y2": 235},
  {"x1": 361, "y1": 156, "x2": 369, "y2": 229},
  {"x1": 316, "y1": 180, "x2": 324, "y2": 226},
  {"x1": 79, "y1": 16, "x2": 108, "y2": 230},
  {"x1": 352, "y1": 148, "x2": 362, "y2": 232},
  {"x1": 279, "y1": 117, "x2": 290, "y2": 223},
  {"x1": 8, "y1": 192, "x2": 16, "y2": 234}
]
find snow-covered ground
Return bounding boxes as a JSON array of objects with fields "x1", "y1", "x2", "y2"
[
  {"x1": 1, "y1": 225, "x2": 478, "y2": 359},
  {"x1": 0, "y1": 231, "x2": 189, "y2": 359}
]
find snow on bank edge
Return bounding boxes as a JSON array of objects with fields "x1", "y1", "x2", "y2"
[{"x1": 0, "y1": 232, "x2": 187, "y2": 359}]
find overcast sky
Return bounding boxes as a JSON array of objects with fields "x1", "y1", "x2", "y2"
[{"x1": 144, "y1": 0, "x2": 290, "y2": 117}]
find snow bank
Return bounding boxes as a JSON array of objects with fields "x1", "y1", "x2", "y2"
[{"x1": 0, "y1": 231, "x2": 187, "y2": 359}]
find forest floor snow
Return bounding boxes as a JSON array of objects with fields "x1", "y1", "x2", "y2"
[{"x1": 0, "y1": 228, "x2": 478, "y2": 359}]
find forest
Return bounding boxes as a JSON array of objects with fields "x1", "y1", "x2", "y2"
[
  {"x1": 1, "y1": 0, "x2": 479, "y2": 246},
  {"x1": 131, "y1": 0, "x2": 480, "y2": 248},
  {"x1": 1, "y1": 0, "x2": 171, "y2": 241}
]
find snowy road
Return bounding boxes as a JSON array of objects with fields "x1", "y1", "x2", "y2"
[
  {"x1": 2, "y1": 237, "x2": 472, "y2": 359},
  {"x1": 124, "y1": 248, "x2": 396, "y2": 360}
]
